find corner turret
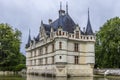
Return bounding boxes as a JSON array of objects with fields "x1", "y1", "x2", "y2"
[
  {"x1": 85, "y1": 8, "x2": 93, "y2": 35},
  {"x1": 26, "y1": 29, "x2": 31, "y2": 48}
]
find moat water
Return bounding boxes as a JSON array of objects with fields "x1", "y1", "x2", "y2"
[{"x1": 0, "y1": 74, "x2": 119, "y2": 80}]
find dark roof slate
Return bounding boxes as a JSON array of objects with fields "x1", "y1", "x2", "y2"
[
  {"x1": 85, "y1": 9, "x2": 94, "y2": 35},
  {"x1": 26, "y1": 30, "x2": 31, "y2": 48},
  {"x1": 51, "y1": 14, "x2": 76, "y2": 33},
  {"x1": 43, "y1": 24, "x2": 51, "y2": 36}
]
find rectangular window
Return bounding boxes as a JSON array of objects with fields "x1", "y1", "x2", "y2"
[
  {"x1": 34, "y1": 59, "x2": 36, "y2": 65},
  {"x1": 74, "y1": 43, "x2": 79, "y2": 52},
  {"x1": 76, "y1": 31, "x2": 79, "y2": 38},
  {"x1": 45, "y1": 46, "x2": 48, "y2": 54},
  {"x1": 74, "y1": 56, "x2": 79, "y2": 64},
  {"x1": 39, "y1": 59, "x2": 41, "y2": 65},
  {"x1": 34, "y1": 50, "x2": 36, "y2": 57},
  {"x1": 39, "y1": 58, "x2": 43, "y2": 65},
  {"x1": 69, "y1": 34, "x2": 71, "y2": 37},
  {"x1": 56, "y1": 32, "x2": 58, "y2": 35},
  {"x1": 59, "y1": 42, "x2": 62, "y2": 49},
  {"x1": 32, "y1": 51, "x2": 34, "y2": 57},
  {"x1": 45, "y1": 58, "x2": 47, "y2": 64},
  {"x1": 72, "y1": 35, "x2": 74, "y2": 38},
  {"x1": 30, "y1": 52, "x2": 32, "y2": 58},
  {"x1": 63, "y1": 32, "x2": 64, "y2": 35},
  {"x1": 59, "y1": 31, "x2": 61, "y2": 35},
  {"x1": 39, "y1": 48, "x2": 42, "y2": 55},
  {"x1": 52, "y1": 56, "x2": 54, "y2": 64},
  {"x1": 52, "y1": 44, "x2": 54, "y2": 52},
  {"x1": 30, "y1": 60, "x2": 32, "y2": 66}
]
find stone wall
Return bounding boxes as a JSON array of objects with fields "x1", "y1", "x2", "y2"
[{"x1": 27, "y1": 64, "x2": 93, "y2": 77}]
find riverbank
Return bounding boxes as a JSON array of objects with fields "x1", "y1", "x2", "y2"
[
  {"x1": 1, "y1": 69, "x2": 120, "y2": 77},
  {"x1": 94, "y1": 74, "x2": 120, "y2": 80},
  {"x1": 0, "y1": 71, "x2": 16, "y2": 75},
  {"x1": 0, "y1": 70, "x2": 26, "y2": 75},
  {"x1": 94, "y1": 69, "x2": 120, "y2": 76}
]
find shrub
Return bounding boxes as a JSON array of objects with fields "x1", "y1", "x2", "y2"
[{"x1": 15, "y1": 64, "x2": 26, "y2": 71}]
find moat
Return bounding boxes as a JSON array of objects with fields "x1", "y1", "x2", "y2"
[{"x1": 0, "y1": 74, "x2": 120, "y2": 80}]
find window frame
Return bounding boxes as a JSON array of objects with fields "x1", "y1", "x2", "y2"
[{"x1": 74, "y1": 56, "x2": 79, "y2": 64}]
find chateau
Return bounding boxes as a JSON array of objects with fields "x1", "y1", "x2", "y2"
[{"x1": 26, "y1": 3, "x2": 95, "y2": 76}]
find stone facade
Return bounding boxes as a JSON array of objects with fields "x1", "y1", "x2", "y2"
[{"x1": 26, "y1": 4, "x2": 95, "y2": 77}]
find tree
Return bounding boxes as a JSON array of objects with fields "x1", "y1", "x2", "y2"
[
  {"x1": 0, "y1": 23, "x2": 25, "y2": 71},
  {"x1": 95, "y1": 17, "x2": 120, "y2": 68}
]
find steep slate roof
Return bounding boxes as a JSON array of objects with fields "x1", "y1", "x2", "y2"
[
  {"x1": 26, "y1": 5, "x2": 94, "y2": 47},
  {"x1": 85, "y1": 9, "x2": 93, "y2": 35},
  {"x1": 50, "y1": 14, "x2": 76, "y2": 33},
  {"x1": 26, "y1": 29, "x2": 31, "y2": 48},
  {"x1": 43, "y1": 24, "x2": 51, "y2": 36}
]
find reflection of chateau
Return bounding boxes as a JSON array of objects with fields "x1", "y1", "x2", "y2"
[
  {"x1": 27, "y1": 75, "x2": 94, "y2": 80},
  {"x1": 26, "y1": 3, "x2": 95, "y2": 76}
]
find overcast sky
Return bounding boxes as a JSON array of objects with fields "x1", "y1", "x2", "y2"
[{"x1": 0, "y1": 0, "x2": 120, "y2": 54}]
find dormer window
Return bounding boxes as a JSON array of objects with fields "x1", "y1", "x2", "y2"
[
  {"x1": 59, "y1": 31, "x2": 61, "y2": 35},
  {"x1": 76, "y1": 31, "x2": 79, "y2": 38}
]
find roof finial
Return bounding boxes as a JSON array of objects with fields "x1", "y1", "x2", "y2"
[
  {"x1": 28, "y1": 29, "x2": 31, "y2": 44},
  {"x1": 60, "y1": 1, "x2": 62, "y2": 10},
  {"x1": 85, "y1": 8, "x2": 94, "y2": 35},
  {"x1": 66, "y1": 1, "x2": 68, "y2": 14},
  {"x1": 88, "y1": 8, "x2": 90, "y2": 20},
  {"x1": 41, "y1": 20, "x2": 43, "y2": 25}
]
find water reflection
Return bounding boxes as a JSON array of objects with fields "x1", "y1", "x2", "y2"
[
  {"x1": 0, "y1": 74, "x2": 120, "y2": 80},
  {"x1": 27, "y1": 75, "x2": 94, "y2": 80},
  {"x1": 26, "y1": 75, "x2": 120, "y2": 80}
]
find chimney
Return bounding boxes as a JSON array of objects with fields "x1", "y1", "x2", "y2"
[
  {"x1": 48, "y1": 19, "x2": 52, "y2": 24},
  {"x1": 59, "y1": 2, "x2": 65, "y2": 17},
  {"x1": 59, "y1": 10, "x2": 65, "y2": 17}
]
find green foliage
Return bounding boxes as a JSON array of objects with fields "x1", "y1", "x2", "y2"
[
  {"x1": 15, "y1": 64, "x2": 26, "y2": 71},
  {"x1": 0, "y1": 23, "x2": 26, "y2": 71},
  {"x1": 95, "y1": 17, "x2": 120, "y2": 68}
]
